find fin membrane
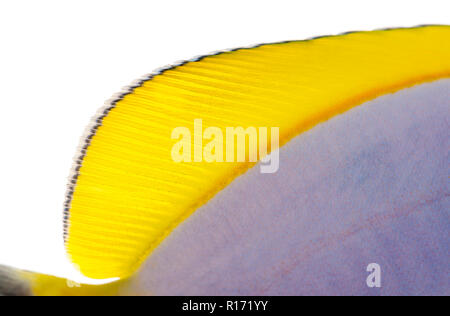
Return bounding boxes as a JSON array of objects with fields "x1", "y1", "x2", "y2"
[{"x1": 64, "y1": 26, "x2": 450, "y2": 279}]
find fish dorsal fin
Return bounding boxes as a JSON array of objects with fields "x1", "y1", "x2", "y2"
[{"x1": 64, "y1": 26, "x2": 450, "y2": 279}]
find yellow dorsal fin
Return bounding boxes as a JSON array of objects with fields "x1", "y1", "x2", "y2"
[{"x1": 65, "y1": 26, "x2": 450, "y2": 279}]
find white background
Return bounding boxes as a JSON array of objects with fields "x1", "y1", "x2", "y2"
[{"x1": 0, "y1": 0, "x2": 448, "y2": 283}]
